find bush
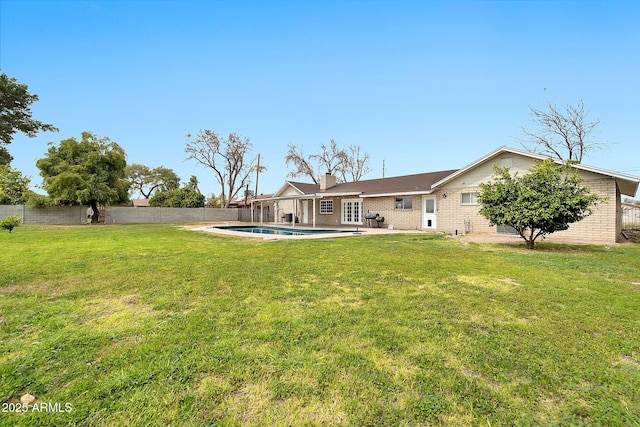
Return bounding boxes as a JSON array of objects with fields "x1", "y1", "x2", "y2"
[{"x1": 0, "y1": 214, "x2": 22, "y2": 233}]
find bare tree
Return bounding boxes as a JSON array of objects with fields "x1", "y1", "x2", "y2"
[
  {"x1": 285, "y1": 140, "x2": 371, "y2": 183},
  {"x1": 185, "y1": 130, "x2": 265, "y2": 207},
  {"x1": 340, "y1": 144, "x2": 371, "y2": 182},
  {"x1": 285, "y1": 143, "x2": 318, "y2": 184},
  {"x1": 312, "y1": 140, "x2": 346, "y2": 178},
  {"x1": 518, "y1": 100, "x2": 607, "y2": 163}
]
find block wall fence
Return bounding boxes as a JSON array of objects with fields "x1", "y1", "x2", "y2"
[{"x1": 0, "y1": 206, "x2": 274, "y2": 225}]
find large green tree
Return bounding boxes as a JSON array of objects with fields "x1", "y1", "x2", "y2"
[
  {"x1": 0, "y1": 72, "x2": 58, "y2": 165},
  {"x1": 126, "y1": 163, "x2": 180, "y2": 199},
  {"x1": 0, "y1": 165, "x2": 32, "y2": 204},
  {"x1": 36, "y1": 132, "x2": 129, "y2": 223},
  {"x1": 478, "y1": 159, "x2": 600, "y2": 249},
  {"x1": 149, "y1": 186, "x2": 205, "y2": 208}
]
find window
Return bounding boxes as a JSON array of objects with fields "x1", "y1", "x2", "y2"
[
  {"x1": 395, "y1": 196, "x2": 413, "y2": 209},
  {"x1": 499, "y1": 157, "x2": 513, "y2": 168},
  {"x1": 461, "y1": 192, "x2": 478, "y2": 204},
  {"x1": 319, "y1": 200, "x2": 333, "y2": 214}
]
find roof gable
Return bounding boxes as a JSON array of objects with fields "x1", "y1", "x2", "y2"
[{"x1": 431, "y1": 146, "x2": 639, "y2": 196}]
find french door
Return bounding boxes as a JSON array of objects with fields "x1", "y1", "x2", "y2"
[{"x1": 341, "y1": 199, "x2": 363, "y2": 225}]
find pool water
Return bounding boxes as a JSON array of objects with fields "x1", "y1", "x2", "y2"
[{"x1": 213, "y1": 225, "x2": 355, "y2": 236}]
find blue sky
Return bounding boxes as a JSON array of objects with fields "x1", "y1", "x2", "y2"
[{"x1": 1, "y1": 0, "x2": 639, "y2": 198}]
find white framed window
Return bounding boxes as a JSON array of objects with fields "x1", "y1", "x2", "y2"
[
  {"x1": 319, "y1": 200, "x2": 333, "y2": 214},
  {"x1": 395, "y1": 196, "x2": 413, "y2": 209},
  {"x1": 461, "y1": 192, "x2": 478, "y2": 204},
  {"x1": 341, "y1": 198, "x2": 363, "y2": 225}
]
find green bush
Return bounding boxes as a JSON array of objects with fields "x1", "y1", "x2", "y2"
[{"x1": 0, "y1": 214, "x2": 22, "y2": 232}]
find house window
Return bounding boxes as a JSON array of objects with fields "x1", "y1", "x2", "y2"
[
  {"x1": 461, "y1": 192, "x2": 478, "y2": 204},
  {"x1": 500, "y1": 157, "x2": 513, "y2": 168},
  {"x1": 319, "y1": 200, "x2": 333, "y2": 214},
  {"x1": 395, "y1": 196, "x2": 413, "y2": 209}
]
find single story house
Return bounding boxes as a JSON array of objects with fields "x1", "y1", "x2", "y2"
[{"x1": 259, "y1": 146, "x2": 639, "y2": 244}]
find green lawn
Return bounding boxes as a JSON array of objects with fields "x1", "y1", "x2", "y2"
[{"x1": 1, "y1": 224, "x2": 639, "y2": 426}]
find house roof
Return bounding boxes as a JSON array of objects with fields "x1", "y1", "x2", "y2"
[
  {"x1": 431, "y1": 146, "x2": 640, "y2": 196},
  {"x1": 267, "y1": 146, "x2": 639, "y2": 200},
  {"x1": 321, "y1": 170, "x2": 458, "y2": 197},
  {"x1": 132, "y1": 199, "x2": 150, "y2": 207},
  {"x1": 272, "y1": 170, "x2": 458, "y2": 199}
]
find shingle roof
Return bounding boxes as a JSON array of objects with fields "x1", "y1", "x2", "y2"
[{"x1": 287, "y1": 169, "x2": 458, "y2": 197}]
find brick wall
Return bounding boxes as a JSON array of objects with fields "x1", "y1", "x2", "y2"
[
  {"x1": 364, "y1": 196, "x2": 421, "y2": 230},
  {"x1": 435, "y1": 177, "x2": 620, "y2": 244}
]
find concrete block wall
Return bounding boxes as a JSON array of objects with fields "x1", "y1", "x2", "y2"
[
  {"x1": 105, "y1": 207, "x2": 239, "y2": 224},
  {"x1": 0, "y1": 205, "x2": 242, "y2": 225},
  {"x1": 24, "y1": 206, "x2": 86, "y2": 224},
  {"x1": 0, "y1": 205, "x2": 24, "y2": 220}
]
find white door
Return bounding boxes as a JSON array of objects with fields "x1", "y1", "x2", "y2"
[
  {"x1": 422, "y1": 196, "x2": 436, "y2": 229},
  {"x1": 341, "y1": 199, "x2": 363, "y2": 225},
  {"x1": 302, "y1": 200, "x2": 309, "y2": 224}
]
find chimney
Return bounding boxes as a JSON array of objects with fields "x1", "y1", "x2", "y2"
[{"x1": 320, "y1": 172, "x2": 337, "y2": 191}]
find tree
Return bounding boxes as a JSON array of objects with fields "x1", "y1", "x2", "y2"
[
  {"x1": 285, "y1": 140, "x2": 371, "y2": 183},
  {"x1": 478, "y1": 159, "x2": 600, "y2": 249},
  {"x1": 149, "y1": 186, "x2": 205, "y2": 208},
  {"x1": 185, "y1": 130, "x2": 265, "y2": 208},
  {"x1": 0, "y1": 214, "x2": 21, "y2": 233},
  {"x1": 36, "y1": 132, "x2": 129, "y2": 223},
  {"x1": 341, "y1": 144, "x2": 372, "y2": 182},
  {"x1": 0, "y1": 72, "x2": 58, "y2": 163},
  {"x1": 0, "y1": 165, "x2": 32, "y2": 204},
  {"x1": 518, "y1": 100, "x2": 606, "y2": 163},
  {"x1": 127, "y1": 163, "x2": 180, "y2": 199},
  {"x1": 0, "y1": 147, "x2": 12, "y2": 166}
]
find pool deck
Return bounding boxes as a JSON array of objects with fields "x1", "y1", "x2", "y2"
[{"x1": 191, "y1": 222, "x2": 425, "y2": 240}]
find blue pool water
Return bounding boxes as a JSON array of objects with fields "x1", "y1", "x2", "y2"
[{"x1": 214, "y1": 225, "x2": 357, "y2": 236}]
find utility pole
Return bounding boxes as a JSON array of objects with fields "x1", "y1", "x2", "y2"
[
  {"x1": 255, "y1": 153, "x2": 261, "y2": 196},
  {"x1": 382, "y1": 159, "x2": 386, "y2": 178}
]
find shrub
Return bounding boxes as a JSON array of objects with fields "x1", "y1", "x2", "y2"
[{"x1": 0, "y1": 214, "x2": 22, "y2": 233}]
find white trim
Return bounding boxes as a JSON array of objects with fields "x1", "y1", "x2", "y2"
[{"x1": 361, "y1": 190, "x2": 434, "y2": 198}]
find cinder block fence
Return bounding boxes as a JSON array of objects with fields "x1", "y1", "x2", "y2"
[{"x1": 0, "y1": 205, "x2": 274, "y2": 225}]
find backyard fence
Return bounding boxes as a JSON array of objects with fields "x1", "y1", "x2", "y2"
[
  {"x1": 622, "y1": 203, "x2": 640, "y2": 231},
  {"x1": 0, "y1": 205, "x2": 274, "y2": 225}
]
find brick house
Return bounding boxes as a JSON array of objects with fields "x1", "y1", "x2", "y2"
[{"x1": 264, "y1": 147, "x2": 639, "y2": 244}]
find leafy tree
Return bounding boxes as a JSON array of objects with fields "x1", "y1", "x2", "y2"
[
  {"x1": 36, "y1": 132, "x2": 129, "y2": 223},
  {"x1": 0, "y1": 147, "x2": 12, "y2": 166},
  {"x1": 478, "y1": 159, "x2": 600, "y2": 249},
  {"x1": 206, "y1": 195, "x2": 222, "y2": 208},
  {"x1": 127, "y1": 163, "x2": 180, "y2": 199},
  {"x1": 26, "y1": 193, "x2": 55, "y2": 208},
  {"x1": 0, "y1": 72, "x2": 58, "y2": 164},
  {"x1": 185, "y1": 130, "x2": 265, "y2": 208},
  {"x1": 149, "y1": 186, "x2": 205, "y2": 208},
  {"x1": 0, "y1": 214, "x2": 21, "y2": 233},
  {"x1": 285, "y1": 140, "x2": 371, "y2": 183},
  {"x1": 185, "y1": 175, "x2": 201, "y2": 193},
  {"x1": 518, "y1": 100, "x2": 606, "y2": 163},
  {"x1": 0, "y1": 165, "x2": 32, "y2": 204}
]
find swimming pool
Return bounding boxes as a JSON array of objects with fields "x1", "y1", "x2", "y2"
[{"x1": 212, "y1": 225, "x2": 359, "y2": 237}]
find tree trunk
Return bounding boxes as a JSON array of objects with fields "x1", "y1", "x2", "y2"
[
  {"x1": 90, "y1": 200, "x2": 100, "y2": 224},
  {"x1": 526, "y1": 239, "x2": 535, "y2": 249}
]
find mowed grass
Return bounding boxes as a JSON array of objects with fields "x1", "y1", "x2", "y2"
[{"x1": 1, "y1": 224, "x2": 639, "y2": 426}]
